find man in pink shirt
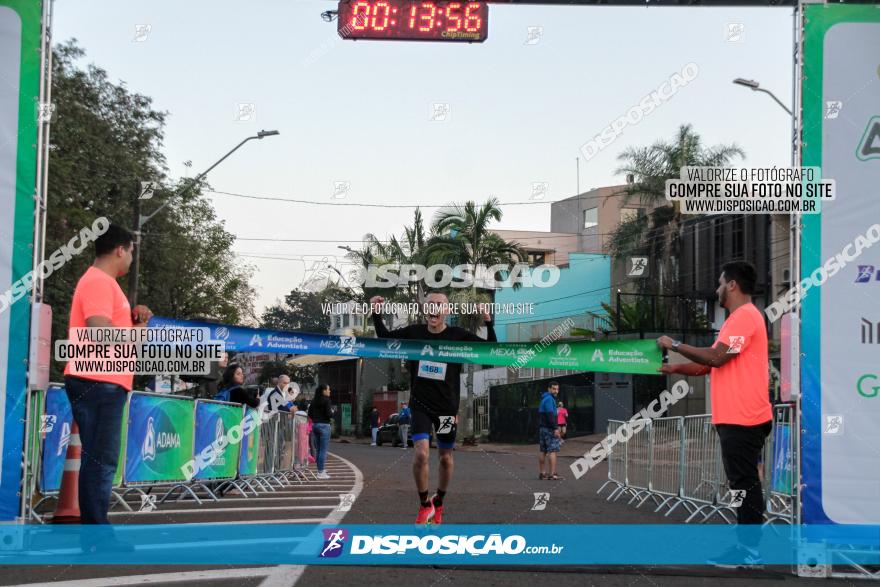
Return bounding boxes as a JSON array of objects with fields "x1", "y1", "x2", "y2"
[
  {"x1": 657, "y1": 261, "x2": 771, "y2": 566},
  {"x1": 62, "y1": 224, "x2": 152, "y2": 537}
]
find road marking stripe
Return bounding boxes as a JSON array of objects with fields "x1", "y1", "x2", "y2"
[
  {"x1": 192, "y1": 517, "x2": 328, "y2": 525},
  {"x1": 6, "y1": 567, "x2": 277, "y2": 587},
  {"x1": 111, "y1": 505, "x2": 335, "y2": 515},
  {"x1": 9, "y1": 452, "x2": 363, "y2": 587},
  {"x1": 261, "y1": 451, "x2": 364, "y2": 587}
]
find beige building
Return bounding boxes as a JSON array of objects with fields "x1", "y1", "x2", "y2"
[
  {"x1": 489, "y1": 229, "x2": 581, "y2": 267},
  {"x1": 549, "y1": 184, "x2": 656, "y2": 253}
]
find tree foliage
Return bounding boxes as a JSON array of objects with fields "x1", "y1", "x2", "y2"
[
  {"x1": 45, "y1": 41, "x2": 255, "y2": 378},
  {"x1": 609, "y1": 124, "x2": 744, "y2": 298},
  {"x1": 261, "y1": 285, "x2": 346, "y2": 334}
]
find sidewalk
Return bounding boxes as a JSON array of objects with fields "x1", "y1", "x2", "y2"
[
  {"x1": 457, "y1": 434, "x2": 602, "y2": 459},
  {"x1": 335, "y1": 433, "x2": 602, "y2": 459}
]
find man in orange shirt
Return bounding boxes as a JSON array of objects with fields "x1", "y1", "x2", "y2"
[
  {"x1": 657, "y1": 261, "x2": 771, "y2": 566},
  {"x1": 63, "y1": 224, "x2": 152, "y2": 533}
]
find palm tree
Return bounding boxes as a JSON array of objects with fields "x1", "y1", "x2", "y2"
[
  {"x1": 423, "y1": 198, "x2": 525, "y2": 443},
  {"x1": 345, "y1": 209, "x2": 434, "y2": 323},
  {"x1": 426, "y1": 198, "x2": 525, "y2": 332},
  {"x1": 610, "y1": 124, "x2": 744, "y2": 299}
]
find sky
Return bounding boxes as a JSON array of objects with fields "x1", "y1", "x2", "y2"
[{"x1": 54, "y1": 0, "x2": 795, "y2": 315}]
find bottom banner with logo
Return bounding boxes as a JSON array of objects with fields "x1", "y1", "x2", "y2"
[{"x1": 0, "y1": 525, "x2": 878, "y2": 565}]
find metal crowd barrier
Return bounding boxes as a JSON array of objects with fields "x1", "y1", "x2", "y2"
[
  {"x1": 598, "y1": 420, "x2": 627, "y2": 499},
  {"x1": 598, "y1": 409, "x2": 794, "y2": 525},
  {"x1": 293, "y1": 412, "x2": 317, "y2": 481},
  {"x1": 680, "y1": 415, "x2": 731, "y2": 523},
  {"x1": 22, "y1": 387, "x2": 323, "y2": 523}
]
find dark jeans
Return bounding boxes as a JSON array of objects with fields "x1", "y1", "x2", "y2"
[
  {"x1": 716, "y1": 421, "x2": 772, "y2": 547},
  {"x1": 64, "y1": 377, "x2": 128, "y2": 525},
  {"x1": 311, "y1": 423, "x2": 331, "y2": 472}
]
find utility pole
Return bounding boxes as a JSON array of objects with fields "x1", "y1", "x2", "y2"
[{"x1": 129, "y1": 186, "x2": 143, "y2": 306}]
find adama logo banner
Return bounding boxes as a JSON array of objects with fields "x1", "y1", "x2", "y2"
[{"x1": 124, "y1": 393, "x2": 194, "y2": 484}]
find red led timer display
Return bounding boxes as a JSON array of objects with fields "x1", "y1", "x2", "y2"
[{"x1": 338, "y1": 0, "x2": 488, "y2": 42}]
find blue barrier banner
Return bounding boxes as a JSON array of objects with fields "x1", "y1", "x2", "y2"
[
  {"x1": 238, "y1": 407, "x2": 260, "y2": 476},
  {"x1": 124, "y1": 393, "x2": 195, "y2": 484},
  {"x1": 193, "y1": 401, "x2": 241, "y2": 481},
  {"x1": 0, "y1": 525, "x2": 878, "y2": 565},
  {"x1": 770, "y1": 422, "x2": 792, "y2": 495},
  {"x1": 39, "y1": 385, "x2": 73, "y2": 493}
]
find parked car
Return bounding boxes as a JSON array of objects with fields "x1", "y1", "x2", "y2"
[{"x1": 376, "y1": 413, "x2": 433, "y2": 447}]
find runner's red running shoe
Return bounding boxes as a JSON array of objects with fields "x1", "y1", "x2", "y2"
[
  {"x1": 431, "y1": 495, "x2": 444, "y2": 524},
  {"x1": 415, "y1": 502, "x2": 435, "y2": 525}
]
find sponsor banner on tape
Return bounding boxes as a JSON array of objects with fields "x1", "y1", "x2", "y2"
[{"x1": 149, "y1": 317, "x2": 663, "y2": 376}]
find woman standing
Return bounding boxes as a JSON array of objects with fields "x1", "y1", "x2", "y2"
[
  {"x1": 308, "y1": 384, "x2": 334, "y2": 479},
  {"x1": 557, "y1": 401, "x2": 569, "y2": 440},
  {"x1": 219, "y1": 363, "x2": 259, "y2": 409}
]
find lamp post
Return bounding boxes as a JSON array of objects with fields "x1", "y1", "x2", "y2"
[
  {"x1": 732, "y1": 78, "x2": 793, "y2": 116},
  {"x1": 732, "y1": 76, "x2": 798, "y2": 410},
  {"x1": 129, "y1": 129, "x2": 280, "y2": 305}
]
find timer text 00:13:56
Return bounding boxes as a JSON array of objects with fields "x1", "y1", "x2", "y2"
[{"x1": 338, "y1": 0, "x2": 489, "y2": 42}]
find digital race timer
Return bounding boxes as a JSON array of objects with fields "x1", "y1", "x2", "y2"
[{"x1": 337, "y1": 0, "x2": 489, "y2": 42}]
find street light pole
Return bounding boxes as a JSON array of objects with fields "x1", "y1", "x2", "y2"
[
  {"x1": 732, "y1": 78, "x2": 793, "y2": 116},
  {"x1": 128, "y1": 130, "x2": 279, "y2": 305},
  {"x1": 732, "y1": 73, "x2": 798, "y2": 403}
]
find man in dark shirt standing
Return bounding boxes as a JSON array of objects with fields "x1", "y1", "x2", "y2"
[
  {"x1": 369, "y1": 407, "x2": 381, "y2": 446},
  {"x1": 370, "y1": 292, "x2": 496, "y2": 525}
]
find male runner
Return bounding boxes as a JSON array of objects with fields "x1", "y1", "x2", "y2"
[
  {"x1": 657, "y1": 261, "x2": 771, "y2": 566},
  {"x1": 370, "y1": 292, "x2": 495, "y2": 524}
]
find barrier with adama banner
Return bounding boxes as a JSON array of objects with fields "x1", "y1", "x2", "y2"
[
  {"x1": 21, "y1": 387, "x2": 45, "y2": 522},
  {"x1": 192, "y1": 399, "x2": 243, "y2": 482},
  {"x1": 174, "y1": 399, "x2": 245, "y2": 503},
  {"x1": 39, "y1": 385, "x2": 73, "y2": 496},
  {"x1": 217, "y1": 406, "x2": 263, "y2": 497},
  {"x1": 122, "y1": 392, "x2": 198, "y2": 505},
  {"x1": 21, "y1": 388, "x2": 318, "y2": 521}
]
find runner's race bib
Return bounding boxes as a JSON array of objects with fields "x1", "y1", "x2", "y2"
[{"x1": 417, "y1": 360, "x2": 447, "y2": 381}]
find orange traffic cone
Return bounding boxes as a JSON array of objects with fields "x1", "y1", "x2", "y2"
[{"x1": 52, "y1": 421, "x2": 81, "y2": 523}]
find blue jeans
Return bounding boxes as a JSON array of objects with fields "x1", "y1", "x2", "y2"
[
  {"x1": 64, "y1": 377, "x2": 127, "y2": 525},
  {"x1": 311, "y1": 423, "x2": 331, "y2": 472}
]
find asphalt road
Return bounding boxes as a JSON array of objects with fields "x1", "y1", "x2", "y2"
[
  {"x1": 0, "y1": 452, "x2": 361, "y2": 587},
  {"x1": 300, "y1": 441, "x2": 852, "y2": 586},
  {"x1": 0, "y1": 441, "x2": 861, "y2": 586}
]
